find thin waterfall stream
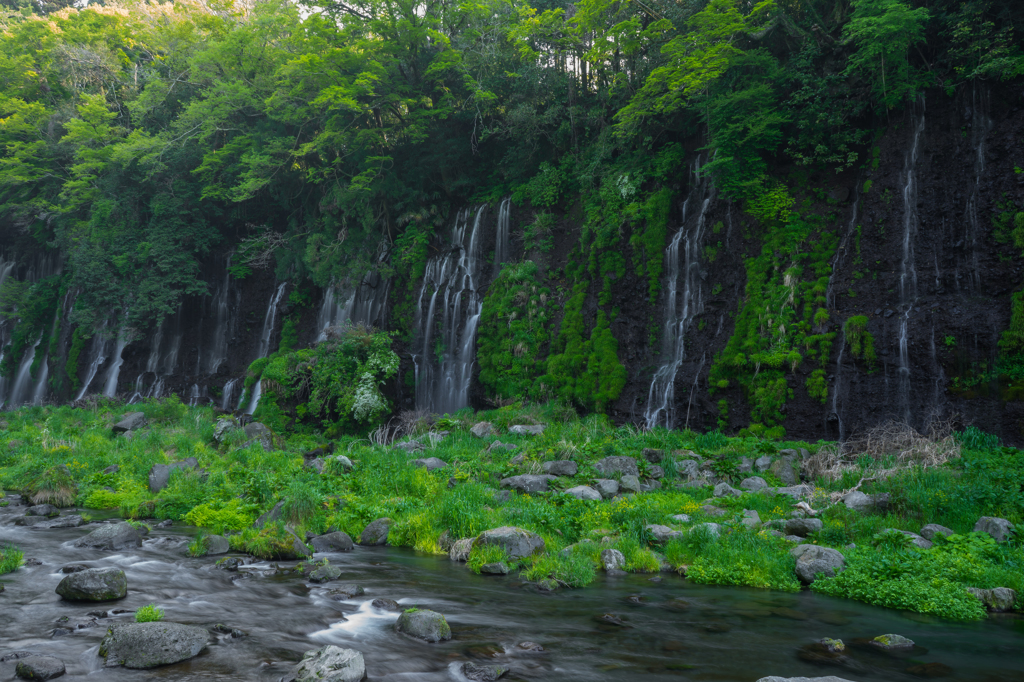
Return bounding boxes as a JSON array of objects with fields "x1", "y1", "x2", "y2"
[{"x1": 898, "y1": 99, "x2": 926, "y2": 424}]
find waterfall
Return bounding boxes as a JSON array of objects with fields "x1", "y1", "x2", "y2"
[
  {"x1": 244, "y1": 281, "x2": 287, "y2": 415},
  {"x1": 221, "y1": 378, "x2": 239, "y2": 411},
  {"x1": 187, "y1": 383, "x2": 204, "y2": 407},
  {"x1": 199, "y1": 262, "x2": 234, "y2": 375},
  {"x1": 963, "y1": 84, "x2": 992, "y2": 293},
  {"x1": 493, "y1": 197, "x2": 512, "y2": 278},
  {"x1": 315, "y1": 271, "x2": 390, "y2": 343},
  {"x1": 6, "y1": 335, "x2": 42, "y2": 407},
  {"x1": 31, "y1": 354, "x2": 48, "y2": 405},
  {"x1": 644, "y1": 161, "x2": 713, "y2": 430},
  {"x1": 102, "y1": 331, "x2": 129, "y2": 398},
  {"x1": 413, "y1": 205, "x2": 487, "y2": 414},
  {"x1": 256, "y1": 283, "x2": 287, "y2": 359},
  {"x1": 897, "y1": 99, "x2": 926, "y2": 424},
  {"x1": 831, "y1": 329, "x2": 847, "y2": 441},
  {"x1": 74, "y1": 334, "x2": 109, "y2": 401},
  {"x1": 0, "y1": 257, "x2": 17, "y2": 405},
  {"x1": 826, "y1": 184, "x2": 861, "y2": 311}
]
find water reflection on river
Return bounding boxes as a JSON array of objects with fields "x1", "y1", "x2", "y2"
[{"x1": 2, "y1": 503, "x2": 1022, "y2": 681}]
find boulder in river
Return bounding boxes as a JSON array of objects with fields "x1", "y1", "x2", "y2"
[
  {"x1": 204, "y1": 535, "x2": 230, "y2": 555},
  {"x1": 148, "y1": 458, "x2": 204, "y2": 493},
  {"x1": 479, "y1": 562, "x2": 509, "y2": 575},
  {"x1": 600, "y1": 549, "x2": 625, "y2": 571},
  {"x1": 14, "y1": 655, "x2": 66, "y2": 680},
  {"x1": 56, "y1": 567, "x2": 127, "y2": 601},
  {"x1": 499, "y1": 474, "x2": 557, "y2": 493},
  {"x1": 312, "y1": 532, "x2": 355, "y2": 552},
  {"x1": 967, "y1": 586, "x2": 1017, "y2": 612},
  {"x1": 869, "y1": 634, "x2": 914, "y2": 651},
  {"x1": 474, "y1": 526, "x2": 544, "y2": 560},
  {"x1": 27, "y1": 504, "x2": 61, "y2": 517},
  {"x1": 462, "y1": 662, "x2": 509, "y2": 681},
  {"x1": 294, "y1": 645, "x2": 366, "y2": 682},
  {"x1": 791, "y1": 544, "x2": 845, "y2": 584},
  {"x1": 99, "y1": 622, "x2": 209, "y2": 668},
  {"x1": 757, "y1": 677, "x2": 857, "y2": 682},
  {"x1": 371, "y1": 598, "x2": 402, "y2": 612},
  {"x1": 73, "y1": 522, "x2": 143, "y2": 551},
  {"x1": 112, "y1": 412, "x2": 146, "y2": 433},
  {"x1": 309, "y1": 564, "x2": 342, "y2": 583},
  {"x1": 973, "y1": 516, "x2": 1014, "y2": 543},
  {"x1": 395, "y1": 608, "x2": 452, "y2": 642},
  {"x1": 594, "y1": 456, "x2": 639, "y2": 477},
  {"x1": 39, "y1": 515, "x2": 83, "y2": 529},
  {"x1": 359, "y1": 518, "x2": 390, "y2": 545},
  {"x1": 541, "y1": 460, "x2": 577, "y2": 476}
]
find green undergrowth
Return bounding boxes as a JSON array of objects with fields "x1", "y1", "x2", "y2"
[
  {"x1": 0, "y1": 399, "x2": 1021, "y2": 621},
  {"x1": 0, "y1": 544, "x2": 23, "y2": 575}
]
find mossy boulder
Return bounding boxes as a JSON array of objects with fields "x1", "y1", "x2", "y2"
[
  {"x1": 294, "y1": 645, "x2": 366, "y2": 682},
  {"x1": 72, "y1": 522, "x2": 142, "y2": 551},
  {"x1": 55, "y1": 567, "x2": 127, "y2": 602},
  {"x1": 395, "y1": 609, "x2": 452, "y2": 642},
  {"x1": 99, "y1": 622, "x2": 208, "y2": 668}
]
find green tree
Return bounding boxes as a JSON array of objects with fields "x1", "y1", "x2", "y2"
[{"x1": 842, "y1": 0, "x2": 930, "y2": 109}]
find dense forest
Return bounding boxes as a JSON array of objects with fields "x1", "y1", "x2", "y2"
[{"x1": 1, "y1": 0, "x2": 1024, "y2": 437}]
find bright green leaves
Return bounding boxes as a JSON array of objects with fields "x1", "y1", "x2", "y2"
[
  {"x1": 60, "y1": 93, "x2": 121, "y2": 210},
  {"x1": 842, "y1": 0, "x2": 930, "y2": 110}
]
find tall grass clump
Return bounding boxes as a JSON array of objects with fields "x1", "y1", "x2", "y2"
[
  {"x1": 0, "y1": 544, "x2": 24, "y2": 574},
  {"x1": 665, "y1": 527, "x2": 801, "y2": 592}
]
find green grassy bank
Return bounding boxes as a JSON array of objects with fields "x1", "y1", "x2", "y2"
[{"x1": 1, "y1": 398, "x2": 1022, "y2": 622}]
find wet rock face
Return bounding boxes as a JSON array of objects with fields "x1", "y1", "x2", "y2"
[
  {"x1": 55, "y1": 567, "x2": 128, "y2": 602},
  {"x1": 395, "y1": 609, "x2": 452, "y2": 643},
  {"x1": 294, "y1": 645, "x2": 366, "y2": 682},
  {"x1": 99, "y1": 622, "x2": 209, "y2": 668},
  {"x1": 72, "y1": 522, "x2": 143, "y2": 551}
]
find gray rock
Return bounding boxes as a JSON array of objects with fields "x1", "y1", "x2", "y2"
[
  {"x1": 887, "y1": 529, "x2": 932, "y2": 549},
  {"x1": 565, "y1": 485, "x2": 601, "y2": 501},
  {"x1": 204, "y1": 535, "x2": 230, "y2": 555},
  {"x1": 791, "y1": 545, "x2": 845, "y2": 584},
  {"x1": 412, "y1": 457, "x2": 447, "y2": 471},
  {"x1": 713, "y1": 482, "x2": 742, "y2": 498},
  {"x1": 326, "y1": 584, "x2": 364, "y2": 599},
  {"x1": 869, "y1": 634, "x2": 914, "y2": 651},
  {"x1": 739, "y1": 476, "x2": 768, "y2": 492},
  {"x1": 642, "y1": 479, "x2": 663, "y2": 491},
  {"x1": 784, "y1": 535, "x2": 803, "y2": 543},
  {"x1": 600, "y1": 548, "x2": 625, "y2": 571},
  {"x1": 39, "y1": 515, "x2": 84, "y2": 529},
  {"x1": 462, "y1": 662, "x2": 509, "y2": 682},
  {"x1": 479, "y1": 562, "x2": 509, "y2": 575},
  {"x1": 333, "y1": 455, "x2": 354, "y2": 472},
  {"x1": 737, "y1": 457, "x2": 753, "y2": 474},
  {"x1": 395, "y1": 609, "x2": 452, "y2": 642},
  {"x1": 294, "y1": 645, "x2": 365, "y2": 682},
  {"x1": 212, "y1": 418, "x2": 237, "y2": 443},
  {"x1": 449, "y1": 538, "x2": 473, "y2": 562},
  {"x1": 148, "y1": 458, "x2": 201, "y2": 493},
  {"x1": 305, "y1": 457, "x2": 325, "y2": 473},
  {"x1": 499, "y1": 474, "x2": 557, "y2": 493},
  {"x1": 487, "y1": 441, "x2": 517, "y2": 453},
  {"x1": 359, "y1": 518, "x2": 390, "y2": 545},
  {"x1": 27, "y1": 504, "x2": 60, "y2": 517},
  {"x1": 102, "y1": 464, "x2": 120, "y2": 474},
  {"x1": 470, "y1": 422, "x2": 495, "y2": 438},
  {"x1": 474, "y1": 526, "x2": 544, "y2": 559},
  {"x1": 754, "y1": 455, "x2": 772, "y2": 472},
  {"x1": 966, "y1": 586, "x2": 1017, "y2": 612},
  {"x1": 772, "y1": 484, "x2": 815, "y2": 499},
  {"x1": 73, "y1": 522, "x2": 142, "y2": 551},
  {"x1": 974, "y1": 516, "x2": 1014, "y2": 543},
  {"x1": 254, "y1": 501, "x2": 284, "y2": 528},
  {"x1": 309, "y1": 564, "x2": 342, "y2": 583},
  {"x1": 642, "y1": 448, "x2": 664, "y2": 463},
  {"x1": 669, "y1": 514, "x2": 690, "y2": 523},
  {"x1": 646, "y1": 524, "x2": 683, "y2": 543},
  {"x1": 619, "y1": 475, "x2": 642, "y2": 493},
  {"x1": 690, "y1": 522, "x2": 722, "y2": 538},
  {"x1": 647, "y1": 465, "x2": 664, "y2": 479},
  {"x1": 541, "y1": 460, "x2": 578, "y2": 476},
  {"x1": 14, "y1": 655, "x2": 65, "y2": 680},
  {"x1": 312, "y1": 532, "x2": 355, "y2": 552},
  {"x1": 740, "y1": 510, "x2": 761, "y2": 529},
  {"x1": 112, "y1": 412, "x2": 146, "y2": 433},
  {"x1": 770, "y1": 457, "x2": 799, "y2": 486},
  {"x1": 99, "y1": 622, "x2": 209, "y2": 668},
  {"x1": 395, "y1": 441, "x2": 423, "y2": 453},
  {"x1": 593, "y1": 479, "x2": 620, "y2": 498},
  {"x1": 840, "y1": 490, "x2": 872, "y2": 511},
  {"x1": 242, "y1": 422, "x2": 277, "y2": 451},
  {"x1": 701, "y1": 505, "x2": 728, "y2": 517},
  {"x1": 757, "y1": 671, "x2": 860, "y2": 675},
  {"x1": 675, "y1": 459, "x2": 700, "y2": 480},
  {"x1": 785, "y1": 518, "x2": 823, "y2": 537},
  {"x1": 509, "y1": 424, "x2": 545, "y2": 436},
  {"x1": 920, "y1": 524, "x2": 955, "y2": 541},
  {"x1": 372, "y1": 598, "x2": 402, "y2": 611},
  {"x1": 594, "y1": 456, "x2": 639, "y2": 477}
]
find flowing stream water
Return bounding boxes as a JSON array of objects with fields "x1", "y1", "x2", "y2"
[
  {"x1": 1, "y1": 500, "x2": 1022, "y2": 682},
  {"x1": 644, "y1": 161, "x2": 713, "y2": 430}
]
